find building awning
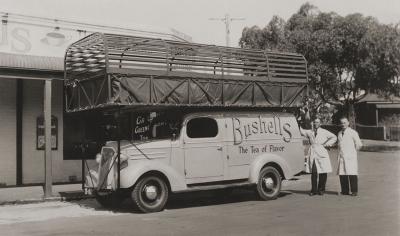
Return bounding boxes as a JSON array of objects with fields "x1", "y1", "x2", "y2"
[
  {"x1": 0, "y1": 52, "x2": 64, "y2": 80},
  {"x1": 376, "y1": 104, "x2": 400, "y2": 109},
  {"x1": 0, "y1": 52, "x2": 64, "y2": 71}
]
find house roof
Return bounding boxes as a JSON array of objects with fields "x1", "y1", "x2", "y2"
[
  {"x1": 376, "y1": 104, "x2": 400, "y2": 109},
  {"x1": 357, "y1": 93, "x2": 400, "y2": 104},
  {"x1": 0, "y1": 52, "x2": 64, "y2": 72}
]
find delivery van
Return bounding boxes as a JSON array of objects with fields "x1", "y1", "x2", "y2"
[{"x1": 86, "y1": 111, "x2": 305, "y2": 213}]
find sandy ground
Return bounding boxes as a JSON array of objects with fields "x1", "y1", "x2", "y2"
[{"x1": 0, "y1": 150, "x2": 399, "y2": 236}]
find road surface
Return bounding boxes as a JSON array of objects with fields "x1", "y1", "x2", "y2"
[{"x1": 0, "y1": 150, "x2": 399, "y2": 236}]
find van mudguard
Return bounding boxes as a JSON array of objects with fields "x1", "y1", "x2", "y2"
[
  {"x1": 119, "y1": 160, "x2": 187, "y2": 192},
  {"x1": 248, "y1": 154, "x2": 294, "y2": 184}
]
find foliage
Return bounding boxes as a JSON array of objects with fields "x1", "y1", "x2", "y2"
[
  {"x1": 239, "y1": 2, "x2": 400, "y2": 125},
  {"x1": 379, "y1": 114, "x2": 400, "y2": 127}
]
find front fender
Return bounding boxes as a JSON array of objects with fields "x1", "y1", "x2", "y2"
[
  {"x1": 119, "y1": 160, "x2": 187, "y2": 192},
  {"x1": 248, "y1": 154, "x2": 293, "y2": 184}
]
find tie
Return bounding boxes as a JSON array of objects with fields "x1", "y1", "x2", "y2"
[{"x1": 314, "y1": 128, "x2": 317, "y2": 137}]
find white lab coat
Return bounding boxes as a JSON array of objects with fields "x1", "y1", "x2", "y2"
[
  {"x1": 302, "y1": 128, "x2": 337, "y2": 174},
  {"x1": 337, "y1": 128, "x2": 363, "y2": 175}
]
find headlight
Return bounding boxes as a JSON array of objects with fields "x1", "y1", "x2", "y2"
[
  {"x1": 95, "y1": 153, "x2": 102, "y2": 164},
  {"x1": 119, "y1": 154, "x2": 128, "y2": 169},
  {"x1": 102, "y1": 147, "x2": 115, "y2": 159}
]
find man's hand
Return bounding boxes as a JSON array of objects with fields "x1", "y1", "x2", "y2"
[{"x1": 323, "y1": 144, "x2": 331, "y2": 150}]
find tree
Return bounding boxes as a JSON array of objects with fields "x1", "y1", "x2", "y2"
[
  {"x1": 240, "y1": 25, "x2": 264, "y2": 49},
  {"x1": 239, "y1": 3, "x2": 400, "y2": 126},
  {"x1": 262, "y1": 15, "x2": 288, "y2": 50},
  {"x1": 240, "y1": 16, "x2": 287, "y2": 50}
]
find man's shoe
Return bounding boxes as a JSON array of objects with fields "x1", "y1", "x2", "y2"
[
  {"x1": 340, "y1": 192, "x2": 349, "y2": 195},
  {"x1": 318, "y1": 191, "x2": 324, "y2": 196},
  {"x1": 309, "y1": 192, "x2": 317, "y2": 196},
  {"x1": 350, "y1": 192, "x2": 358, "y2": 196}
]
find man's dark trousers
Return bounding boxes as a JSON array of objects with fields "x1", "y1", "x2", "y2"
[
  {"x1": 339, "y1": 175, "x2": 358, "y2": 194},
  {"x1": 311, "y1": 161, "x2": 327, "y2": 193}
]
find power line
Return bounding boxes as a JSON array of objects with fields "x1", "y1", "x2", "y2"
[{"x1": 1, "y1": 11, "x2": 190, "y2": 42}]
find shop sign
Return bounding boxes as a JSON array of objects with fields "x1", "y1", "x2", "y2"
[
  {"x1": 0, "y1": 18, "x2": 84, "y2": 57},
  {"x1": 37, "y1": 115, "x2": 58, "y2": 150}
]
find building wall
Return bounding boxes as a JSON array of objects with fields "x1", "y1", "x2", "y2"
[
  {"x1": 22, "y1": 79, "x2": 82, "y2": 184},
  {"x1": 0, "y1": 78, "x2": 17, "y2": 185},
  {"x1": 355, "y1": 103, "x2": 375, "y2": 125}
]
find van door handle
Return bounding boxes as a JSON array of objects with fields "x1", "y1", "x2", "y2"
[{"x1": 217, "y1": 147, "x2": 223, "y2": 151}]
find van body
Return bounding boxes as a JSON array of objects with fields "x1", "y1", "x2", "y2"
[{"x1": 87, "y1": 111, "x2": 304, "y2": 212}]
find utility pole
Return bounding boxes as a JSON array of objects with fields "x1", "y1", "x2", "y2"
[{"x1": 209, "y1": 14, "x2": 245, "y2": 47}]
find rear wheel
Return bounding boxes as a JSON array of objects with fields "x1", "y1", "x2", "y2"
[
  {"x1": 131, "y1": 175, "x2": 169, "y2": 213},
  {"x1": 256, "y1": 166, "x2": 282, "y2": 200}
]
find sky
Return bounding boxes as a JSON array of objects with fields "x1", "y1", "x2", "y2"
[{"x1": 1, "y1": 0, "x2": 399, "y2": 47}]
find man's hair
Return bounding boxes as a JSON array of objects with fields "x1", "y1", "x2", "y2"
[{"x1": 313, "y1": 118, "x2": 321, "y2": 123}]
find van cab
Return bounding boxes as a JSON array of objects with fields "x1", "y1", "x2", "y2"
[{"x1": 87, "y1": 111, "x2": 304, "y2": 213}]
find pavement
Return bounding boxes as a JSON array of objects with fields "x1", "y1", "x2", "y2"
[
  {"x1": 0, "y1": 139, "x2": 398, "y2": 206},
  {"x1": 360, "y1": 139, "x2": 400, "y2": 152},
  {"x1": 0, "y1": 184, "x2": 91, "y2": 206}
]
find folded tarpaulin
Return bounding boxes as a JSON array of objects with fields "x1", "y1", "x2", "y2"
[{"x1": 64, "y1": 33, "x2": 308, "y2": 112}]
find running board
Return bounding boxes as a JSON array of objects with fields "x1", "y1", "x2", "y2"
[{"x1": 175, "y1": 181, "x2": 255, "y2": 193}]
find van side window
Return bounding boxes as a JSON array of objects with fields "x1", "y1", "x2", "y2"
[{"x1": 186, "y1": 117, "x2": 218, "y2": 138}]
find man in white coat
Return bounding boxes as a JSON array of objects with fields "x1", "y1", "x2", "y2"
[
  {"x1": 337, "y1": 117, "x2": 363, "y2": 196},
  {"x1": 305, "y1": 118, "x2": 337, "y2": 196}
]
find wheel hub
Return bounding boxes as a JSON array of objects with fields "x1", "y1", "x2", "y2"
[
  {"x1": 263, "y1": 177, "x2": 274, "y2": 189},
  {"x1": 144, "y1": 185, "x2": 158, "y2": 200}
]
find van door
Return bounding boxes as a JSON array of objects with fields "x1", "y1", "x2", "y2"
[
  {"x1": 183, "y1": 117, "x2": 224, "y2": 181},
  {"x1": 225, "y1": 116, "x2": 253, "y2": 179}
]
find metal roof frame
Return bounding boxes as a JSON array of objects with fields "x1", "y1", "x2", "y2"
[{"x1": 64, "y1": 33, "x2": 308, "y2": 112}]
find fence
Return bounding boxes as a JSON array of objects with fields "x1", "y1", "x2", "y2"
[
  {"x1": 322, "y1": 124, "x2": 400, "y2": 141},
  {"x1": 355, "y1": 124, "x2": 386, "y2": 141},
  {"x1": 387, "y1": 126, "x2": 400, "y2": 141}
]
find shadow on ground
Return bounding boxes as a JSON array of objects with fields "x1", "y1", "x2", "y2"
[
  {"x1": 166, "y1": 189, "x2": 292, "y2": 210},
  {"x1": 286, "y1": 190, "x2": 339, "y2": 196},
  {"x1": 73, "y1": 189, "x2": 293, "y2": 213},
  {"x1": 59, "y1": 191, "x2": 90, "y2": 200}
]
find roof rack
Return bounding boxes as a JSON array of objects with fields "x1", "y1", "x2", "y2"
[{"x1": 64, "y1": 33, "x2": 308, "y2": 112}]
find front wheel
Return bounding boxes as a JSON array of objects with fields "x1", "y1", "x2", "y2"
[
  {"x1": 256, "y1": 166, "x2": 282, "y2": 200},
  {"x1": 131, "y1": 175, "x2": 169, "y2": 213}
]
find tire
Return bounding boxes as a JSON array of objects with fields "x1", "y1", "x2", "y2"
[
  {"x1": 256, "y1": 166, "x2": 282, "y2": 200},
  {"x1": 131, "y1": 175, "x2": 169, "y2": 213},
  {"x1": 95, "y1": 192, "x2": 120, "y2": 208}
]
